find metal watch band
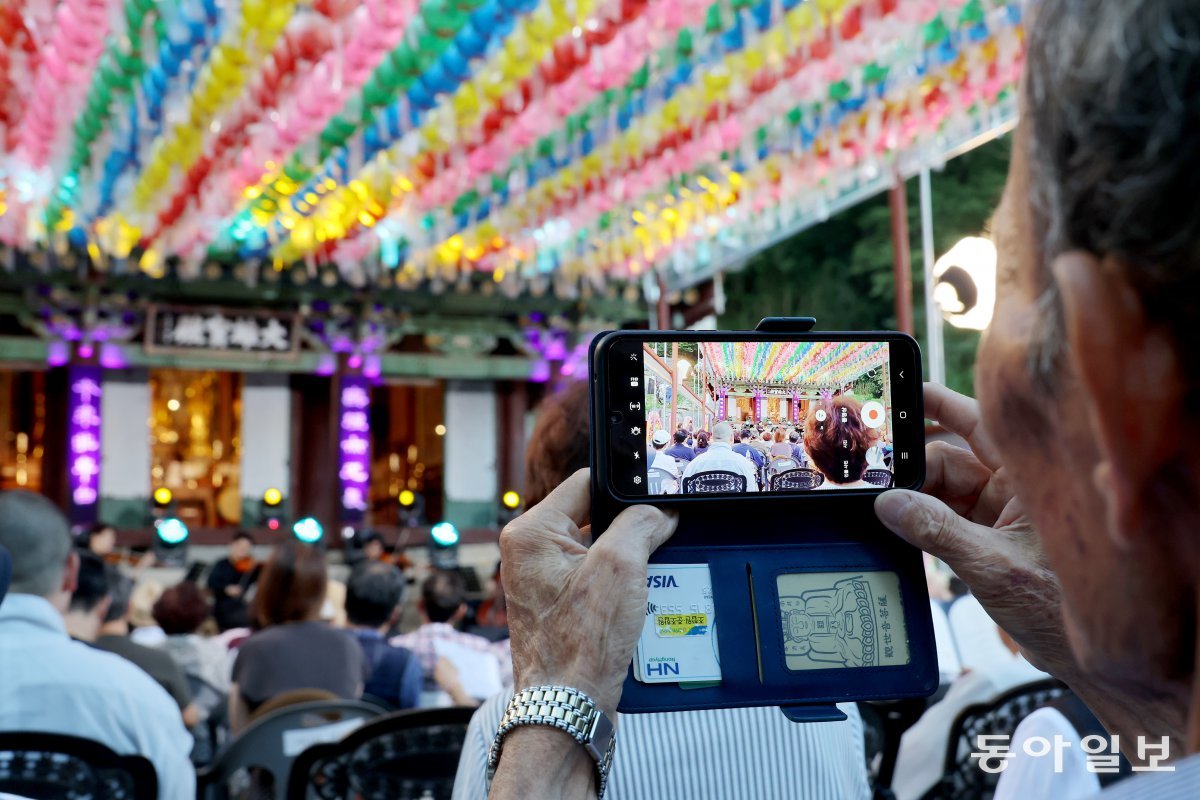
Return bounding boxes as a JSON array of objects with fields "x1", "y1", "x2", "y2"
[{"x1": 485, "y1": 685, "x2": 616, "y2": 798}]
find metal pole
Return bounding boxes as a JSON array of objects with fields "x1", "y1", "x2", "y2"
[
  {"x1": 888, "y1": 180, "x2": 915, "y2": 336},
  {"x1": 919, "y1": 168, "x2": 946, "y2": 385}
]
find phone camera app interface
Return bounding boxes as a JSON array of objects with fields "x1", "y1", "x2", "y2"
[{"x1": 629, "y1": 340, "x2": 897, "y2": 496}]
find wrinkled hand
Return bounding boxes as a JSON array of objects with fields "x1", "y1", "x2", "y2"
[
  {"x1": 500, "y1": 470, "x2": 677, "y2": 718},
  {"x1": 873, "y1": 383, "x2": 1076, "y2": 679}
]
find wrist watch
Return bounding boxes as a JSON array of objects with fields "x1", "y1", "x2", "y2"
[{"x1": 486, "y1": 685, "x2": 616, "y2": 798}]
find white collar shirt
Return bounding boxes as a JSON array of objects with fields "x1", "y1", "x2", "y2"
[{"x1": 0, "y1": 594, "x2": 195, "y2": 800}]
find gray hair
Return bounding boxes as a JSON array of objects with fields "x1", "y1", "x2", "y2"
[
  {"x1": 0, "y1": 491, "x2": 73, "y2": 597},
  {"x1": 713, "y1": 421, "x2": 734, "y2": 442},
  {"x1": 1024, "y1": 0, "x2": 1200, "y2": 389}
]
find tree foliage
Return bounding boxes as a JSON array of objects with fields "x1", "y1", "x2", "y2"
[{"x1": 719, "y1": 137, "x2": 1011, "y2": 397}]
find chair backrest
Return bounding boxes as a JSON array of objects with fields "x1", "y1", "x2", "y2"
[
  {"x1": 646, "y1": 467, "x2": 679, "y2": 495},
  {"x1": 767, "y1": 457, "x2": 799, "y2": 475},
  {"x1": 930, "y1": 678, "x2": 1068, "y2": 800},
  {"x1": 286, "y1": 706, "x2": 477, "y2": 800},
  {"x1": 0, "y1": 732, "x2": 157, "y2": 800},
  {"x1": 863, "y1": 468, "x2": 894, "y2": 487},
  {"x1": 681, "y1": 471, "x2": 746, "y2": 494},
  {"x1": 769, "y1": 468, "x2": 825, "y2": 491},
  {"x1": 197, "y1": 699, "x2": 384, "y2": 800}
]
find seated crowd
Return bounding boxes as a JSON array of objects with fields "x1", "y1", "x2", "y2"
[
  {"x1": 0, "y1": 494, "x2": 512, "y2": 800},
  {"x1": 648, "y1": 395, "x2": 893, "y2": 494}
]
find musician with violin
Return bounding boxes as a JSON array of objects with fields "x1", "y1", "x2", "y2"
[
  {"x1": 83, "y1": 522, "x2": 156, "y2": 574},
  {"x1": 206, "y1": 531, "x2": 261, "y2": 631}
]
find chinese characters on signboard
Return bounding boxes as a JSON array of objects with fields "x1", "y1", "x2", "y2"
[
  {"x1": 338, "y1": 377, "x2": 371, "y2": 522},
  {"x1": 149, "y1": 307, "x2": 296, "y2": 354},
  {"x1": 68, "y1": 366, "x2": 102, "y2": 522}
]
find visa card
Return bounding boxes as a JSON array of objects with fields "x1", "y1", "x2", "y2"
[{"x1": 634, "y1": 564, "x2": 722, "y2": 684}]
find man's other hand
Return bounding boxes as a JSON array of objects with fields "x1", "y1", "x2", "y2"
[{"x1": 500, "y1": 470, "x2": 677, "y2": 718}]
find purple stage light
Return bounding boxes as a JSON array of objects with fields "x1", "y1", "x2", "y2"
[{"x1": 67, "y1": 366, "x2": 102, "y2": 524}]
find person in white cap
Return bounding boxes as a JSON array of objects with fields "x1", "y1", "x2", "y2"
[{"x1": 649, "y1": 429, "x2": 681, "y2": 477}]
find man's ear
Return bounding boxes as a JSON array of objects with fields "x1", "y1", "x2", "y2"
[
  {"x1": 1053, "y1": 251, "x2": 1185, "y2": 547},
  {"x1": 61, "y1": 550, "x2": 80, "y2": 595}
]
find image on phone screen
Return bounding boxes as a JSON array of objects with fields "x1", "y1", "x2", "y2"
[{"x1": 632, "y1": 340, "x2": 898, "y2": 496}]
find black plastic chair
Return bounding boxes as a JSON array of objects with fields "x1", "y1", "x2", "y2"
[
  {"x1": 0, "y1": 732, "x2": 157, "y2": 800},
  {"x1": 646, "y1": 466, "x2": 679, "y2": 494},
  {"x1": 286, "y1": 707, "x2": 477, "y2": 800},
  {"x1": 681, "y1": 471, "x2": 747, "y2": 494},
  {"x1": 770, "y1": 467, "x2": 825, "y2": 491},
  {"x1": 863, "y1": 468, "x2": 894, "y2": 488},
  {"x1": 197, "y1": 699, "x2": 383, "y2": 799},
  {"x1": 923, "y1": 678, "x2": 1067, "y2": 800}
]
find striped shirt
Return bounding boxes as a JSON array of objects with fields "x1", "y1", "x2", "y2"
[
  {"x1": 390, "y1": 622, "x2": 513, "y2": 689},
  {"x1": 453, "y1": 690, "x2": 870, "y2": 800}
]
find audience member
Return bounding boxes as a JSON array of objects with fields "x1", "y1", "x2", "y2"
[
  {"x1": 205, "y1": 531, "x2": 260, "y2": 631},
  {"x1": 344, "y1": 561, "x2": 422, "y2": 710},
  {"x1": 692, "y1": 430, "x2": 710, "y2": 455},
  {"x1": 680, "y1": 422, "x2": 759, "y2": 492},
  {"x1": 454, "y1": 390, "x2": 870, "y2": 799},
  {"x1": 153, "y1": 581, "x2": 230, "y2": 696},
  {"x1": 648, "y1": 429, "x2": 681, "y2": 478},
  {"x1": 63, "y1": 550, "x2": 197, "y2": 726},
  {"x1": 128, "y1": 579, "x2": 166, "y2": 646},
  {"x1": 0, "y1": 491, "x2": 193, "y2": 799},
  {"x1": 769, "y1": 428, "x2": 793, "y2": 459},
  {"x1": 804, "y1": 395, "x2": 878, "y2": 488},
  {"x1": 789, "y1": 429, "x2": 806, "y2": 463},
  {"x1": 663, "y1": 429, "x2": 696, "y2": 463},
  {"x1": 891, "y1": 626, "x2": 1046, "y2": 800},
  {"x1": 732, "y1": 429, "x2": 766, "y2": 468},
  {"x1": 390, "y1": 569, "x2": 509, "y2": 691},
  {"x1": 230, "y1": 541, "x2": 366, "y2": 732},
  {"x1": 749, "y1": 429, "x2": 771, "y2": 458},
  {"x1": 524, "y1": 381, "x2": 590, "y2": 513}
]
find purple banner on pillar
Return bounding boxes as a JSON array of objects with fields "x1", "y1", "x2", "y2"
[
  {"x1": 338, "y1": 376, "x2": 371, "y2": 524},
  {"x1": 67, "y1": 365, "x2": 102, "y2": 524},
  {"x1": 717, "y1": 387, "x2": 728, "y2": 420},
  {"x1": 792, "y1": 392, "x2": 800, "y2": 422},
  {"x1": 754, "y1": 390, "x2": 764, "y2": 421}
]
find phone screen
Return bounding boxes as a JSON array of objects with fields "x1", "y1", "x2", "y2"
[{"x1": 600, "y1": 334, "x2": 922, "y2": 498}]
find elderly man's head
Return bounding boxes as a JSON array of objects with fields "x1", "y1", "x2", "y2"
[
  {"x1": 0, "y1": 492, "x2": 77, "y2": 611},
  {"x1": 712, "y1": 421, "x2": 735, "y2": 444},
  {"x1": 981, "y1": 0, "x2": 1200, "y2": 695}
]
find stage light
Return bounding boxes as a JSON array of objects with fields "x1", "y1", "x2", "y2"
[
  {"x1": 501, "y1": 490, "x2": 521, "y2": 510},
  {"x1": 155, "y1": 517, "x2": 189, "y2": 546},
  {"x1": 431, "y1": 521, "x2": 459, "y2": 547},
  {"x1": 152, "y1": 517, "x2": 189, "y2": 567},
  {"x1": 398, "y1": 489, "x2": 415, "y2": 507},
  {"x1": 933, "y1": 236, "x2": 997, "y2": 331},
  {"x1": 263, "y1": 488, "x2": 283, "y2": 507},
  {"x1": 267, "y1": 519, "x2": 279, "y2": 531},
  {"x1": 429, "y1": 521, "x2": 460, "y2": 569},
  {"x1": 293, "y1": 517, "x2": 324, "y2": 544},
  {"x1": 397, "y1": 490, "x2": 425, "y2": 528},
  {"x1": 152, "y1": 487, "x2": 173, "y2": 507}
]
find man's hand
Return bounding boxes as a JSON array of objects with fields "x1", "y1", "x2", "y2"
[
  {"x1": 874, "y1": 383, "x2": 1185, "y2": 753},
  {"x1": 500, "y1": 469, "x2": 677, "y2": 719},
  {"x1": 874, "y1": 383, "x2": 1074, "y2": 677}
]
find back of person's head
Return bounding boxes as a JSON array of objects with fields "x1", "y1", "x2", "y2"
[
  {"x1": 774, "y1": 428, "x2": 787, "y2": 443},
  {"x1": 153, "y1": 580, "x2": 211, "y2": 635},
  {"x1": 255, "y1": 541, "x2": 328, "y2": 627},
  {"x1": 69, "y1": 549, "x2": 111, "y2": 615},
  {"x1": 421, "y1": 569, "x2": 467, "y2": 623},
  {"x1": 739, "y1": 430, "x2": 752, "y2": 442},
  {"x1": 0, "y1": 490, "x2": 72, "y2": 597},
  {"x1": 712, "y1": 421, "x2": 734, "y2": 443},
  {"x1": 695, "y1": 431, "x2": 710, "y2": 449},
  {"x1": 673, "y1": 430, "x2": 687, "y2": 445},
  {"x1": 804, "y1": 395, "x2": 878, "y2": 484},
  {"x1": 104, "y1": 571, "x2": 135, "y2": 625},
  {"x1": 345, "y1": 561, "x2": 406, "y2": 628},
  {"x1": 524, "y1": 381, "x2": 589, "y2": 508},
  {"x1": 789, "y1": 430, "x2": 800, "y2": 443}
]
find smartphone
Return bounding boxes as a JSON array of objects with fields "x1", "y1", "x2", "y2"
[{"x1": 591, "y1": 330, "x2": 924, "y2": 501}]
